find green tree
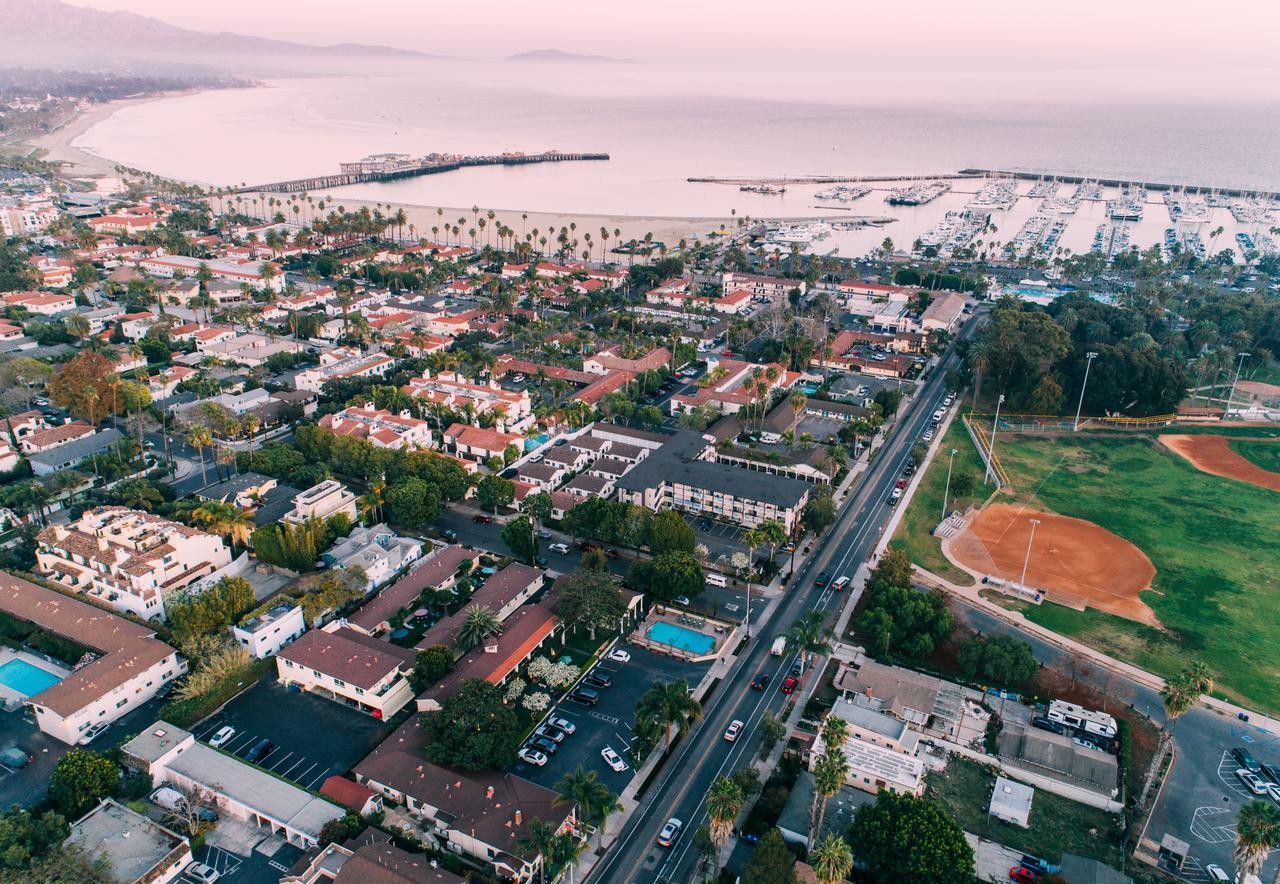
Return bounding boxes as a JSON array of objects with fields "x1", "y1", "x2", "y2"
[
  {"x1": 167, "y1": 576, "x2": 255, "y2": 643},
  {"x1": 759, "y1": 711, "x2": 786, "y2": 758},
  {"x1": 0, "y1": 807, "x2": 68, "y2": 871},
  {"x1": 802, "y1": 491, "x2": 837, "y2": 536},
  {"x1": 810, "y1": 833, "x2": 854, "y2": 884},
  {"x1": 421, "y1": 679, "x2": 521, "y2": 769},
  {"x1": 457, "y1": 605, "x2": 502, "y2": 651},
  {"x1": 630, "y1": 550, "x2": 705, "y2": 603},
  {"x1": 475, "y1": 474, "x2": 515, "y2": 513},
  {"x1": 410, "y1": 645, "x2": 455, "y2": 692},
  {"x1": 1233, "y1": 800, "x2": 1280, "y2": 880},
  {"x1": 635, "y1": 679, "x2": 702, "y2": 750},
  {"x1": 647, "y1": 509, "x2": 695, "y2": 555},
  {"x1": 787, "y1": 610, "x2": 833, "y2": 668},
  {"x1": 385, "y1": 476, "x2": 441, "y2": 528},
  {"x1": 553, "y1": 569, "x2": 627, "y2": 640},
  {"x1": 706, "y1": 776, "x2": 745, "y2": 862},
  {"x1": 554, "y1": 767, "x2": 621, "y2": 849},
  {"x1": 501, "y1": 515, "x2": 537, "y2": 565},
  {"x1": 743, "y1": 828, "x2": 796, "y2": 884},
  {"x1": 847, "y1": 792, "x2": 973, "y2": 884},
  {"x1": 48, "y1": 749, "x2": 119, "y2": 818},
  {"x1": 956, "y1": 635, "x2": 1038, "y2": 688}
]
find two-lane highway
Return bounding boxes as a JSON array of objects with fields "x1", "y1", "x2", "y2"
[{"x1": 589, "y1": 315, "x2": 981, "y2": 883}]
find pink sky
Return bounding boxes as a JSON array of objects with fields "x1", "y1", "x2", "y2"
[{"x1": 67, "y1": 0, "x2": 1280, "y2": 76}]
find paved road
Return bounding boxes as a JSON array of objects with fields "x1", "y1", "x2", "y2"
[{"x1": 587, "y1": 316, "x2": 979, "y2": 883}]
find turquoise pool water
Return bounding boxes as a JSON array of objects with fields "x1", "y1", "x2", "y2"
[
  {"x1": 0, "y1": 658, "x2": 63, "y2": 698},
  {"x1": 647, "y1": 621, "x2": 716, "y2": 656}
]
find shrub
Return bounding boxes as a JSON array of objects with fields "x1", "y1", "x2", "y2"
[{"x1": 522, "y1": 692, "x2": 551, "y2": 712}]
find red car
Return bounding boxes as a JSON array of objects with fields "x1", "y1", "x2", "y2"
[
  {"x1": 1009, "y1": 867, "x2": 1038, "y2": 883},
  {"x1": 473, "y1": 514, "x2": 493, "y2": 524},
  {"x1": 780, "y1": 676, "x2": 798, "y2": 694}
]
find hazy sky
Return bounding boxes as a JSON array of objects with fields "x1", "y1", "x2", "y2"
[{"x1": 67, "y1": 0, "x2": 1280, "y2": 76}]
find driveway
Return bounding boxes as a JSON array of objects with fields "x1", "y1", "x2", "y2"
[
  {"x1": 192, "y1": 677, "x2": 392, "y2": 792},
  {"x1": 510, "y1": 646, "x2": 712, "y2": 793}
]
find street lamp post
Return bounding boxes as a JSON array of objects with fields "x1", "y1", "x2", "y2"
[
  {"x1": 1019, "y1": 518, "x2": 1040, "y2": 592},
  {"x1": 984, "y1": 394, "x2": 1005, "y2": 485},
  {"x1": 1073, "y1": 351, "x2": 1099, "y2": 432},
  {"x1": 1227, "y1": 352, "x2": 1251, "y2": 420},
  {"x1": 941, "y1": 448, "x2": 958, "y2": 520}
]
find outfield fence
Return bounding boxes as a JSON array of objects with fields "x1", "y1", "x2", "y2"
[{"x1": 966, "y1": 412, "x2": 1178, "y2": 433}]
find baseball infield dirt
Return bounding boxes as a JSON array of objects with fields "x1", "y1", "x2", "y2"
[
  {"x1": 948, "y1": 503, "x2": 1159, "y2": 626},
  {"x1": 1159, "y1": 434, "x2": 1280, "y2": 492}
]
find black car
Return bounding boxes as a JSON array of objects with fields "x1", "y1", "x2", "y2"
[
  {"x1": 440, "y1": 528, "x2": 458, "y2": 541},
  {"x1": 584, "y1": 671, "x2": 612, "y2": 689},
  {"x1": 1031, "y1": 715, "x2": 1065, "y2": 735},
  {"x1": 244, "y1": 738, "x2": 274, "y2": 763},
  {"x1": 751, "y1": 673, "x2": 770, "y2": 690},
  {"x1": 535, "y1": 556, "x2": 549, "y2": 568},
  {"x1": 814, "y1": 572, "x2": 830, "y2": 588},
  {"x1": 1261, "y1": 763, "x2": 1280, "y2": 785},
  {"x1": 1233, "y1": 747, "x2": 1261, "y2": 771},
  {"x1": 569, "y1": 687, "x2": 599, "y2": 705},
  {"x1": 530, "y1": 737, "x2": 558, "y2": 755},
  {"x1": 789, "y1": 660, "x2": 804, "y2": 678}
]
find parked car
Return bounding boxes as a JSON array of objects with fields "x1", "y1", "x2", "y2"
[
  {"x1": 601, "y1": 746, "x2": 628, "y2": 772},
  {"x1": 78, "y1": 722, "x2": 110, "y2": 745},
  {"x1": 535, "y1": 529, "x2": 553, "y2": 540},
  {"x1": 1237, "y1": 768, "x2": 1269, "y2": 795},
  {"x1": 535, "y1": 724, "x2": 566, "y2": 743},
  {"x1": 440, "y1": 528, "x2": 458, "y2": 541},
  {"x1": 780, "y1": 676, "x2": 798, "y2": 694},
  {"x1": 529, "y1": 453, "x2": 544, "y2": 463},
  {"x1": 549, "y1": 542, "x2": 570, "y2": 554},
  {"x1": 530, "y1": 737, "x2": 559, "y2": 756},
  {"x1": 674, "y1": 595, "x2": 691, "y2": 606},
  {"x1": 1261, "y1": 762, "x2": 1280, "y2": 785},
  {"x1": 657, "y1": 817, "x2": 683, "y2": 847},
  {"x1": 549, "y1": 717, "x2": 576, "y2": 735},
  {"x1": 1031, "y1": 715, "x2": 1065, "y2": 735},
  {"x1": 831, "y1": 576, "x2": 850, "y2": 591},
  {"x1": 570, "y1": 687, "x2": 600, "y2": 705},
  {"x1": 208, "y1": 726, "x2": 236, "y2": 749},
  {"x1": 151, "y1": 786, "x2": 187, "y2": 812},
  {"x1": 751, "y1": 673, "x2": 770, "y2": 690},
  {"x1": 607, "y1": 649, "x2": 631, "y2": 663},
  {"x1": 1072, "y1": 736, "x2": 1102, "y2": 752},
  {"x1": 1204, "y1": 864, "x2": 1230, "y2": 882},
  {"x1": 584, "y1": 670, "x2": 612, "y2": 689},
  {"x1": 1233, "y1": 747, "x2": 1261, "y2": 771},
  {"x1": 473, "y1": 514, "x2": 493, "y2": 524},
  {"x1": 244, "y1": 738, "x2": 274, "y2": 763},
  {"x1": 1266, "y1": 782, "x2": 1280, "y2": 805},
  {"x1": 1009, "y1": 867, "x2": 1037, "y2": 883},
  {"x1": 814, "y1": 572, "x2": 830, "y2": 587},
  {"x1": 183, "y1": 862, "x2": 220, "y2": 884},
  {"x1": 724, "y1": 720, "x2": 744, "y2": 742},
  {"x1": 922, "y1": 428, "x2": 935, "y2": 442},
  {"x1": 534, "y1": 556, "x2": 549, "y2": 568}
]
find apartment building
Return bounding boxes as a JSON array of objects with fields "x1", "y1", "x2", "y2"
[
  {"x1": 231, "y1": 604, "x2": 307, "y2": 659},
  {"x1": 320, "y1": 406, "x2": 433, "y2": 450},
  {"x1": 294, "y1": 347, "x2": 396, "y2": 393},
  {"x1": 442, "y1": 423, "x2": 524, "y2": 463},
  {"x1": 138, "y1": 254, "x2": 286, "y2": 292},
  {"x1": 36, "y1": 507, "x2": 232, "y2": 621},
  {"x1": 582, "y1": 344, "x2": 671, "y2": 377},
  {"x1": 0, "y1": 573, "x2": 185, "y2": 744},
  {"x1": 720, "y1": 271, "x2": 805, "y2": 299},
  {"x1": 277, "y1": 624, "x2": 417, "y2": 719},
  {"x1": 66, "y1": 800, "x2": 191, "y2": 884},
  {"x1": 669, "y1": 357, "x2": 802, "y2": 417},
  {"x1": 322, "y1": 524, "x2": 423, "y2": 593},
  {"x1": 281, "y1": 480, "x2": 359, "y2": 527},
  {"x1": 404, "y1": 371, "x2": 531, "y2": 424},
  {"x1": 346, "y1": 544, "x2": 472, "y2": 636}
]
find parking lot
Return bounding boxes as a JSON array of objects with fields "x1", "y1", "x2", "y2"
[
  {"x1": 510, "y1": 644, "x2": 712, "y2": 792},
  {"x1": 192, "y1": 677, "x2": 392, "y2": 792}
]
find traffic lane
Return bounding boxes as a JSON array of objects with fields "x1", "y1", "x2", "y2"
[{"x1": 590, "y1": 327, "x2": 975, "y2": 882}]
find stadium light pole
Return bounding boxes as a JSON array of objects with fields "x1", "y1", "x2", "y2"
[
  {"x1": 941, "y1": 448, "x2": 958, "y2": 521},
  {"x1": 984, "y1": 394, "x2": 1005, "y2": 485},
  {"x1": 1073, "y1": 351, "x2": 1099, "y2": 432},
  {"x1": 1226, "y1": 352, "x2": 1250, "y2": 420},
  {"x1": 1019, "y1": 518, "x2": 1041, "y2": 593}
]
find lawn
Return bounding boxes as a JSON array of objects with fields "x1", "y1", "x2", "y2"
[
  {"x1": 890, "y1": 417, "x2": 989, "y2": 585},
  {"x1": 927, "y1": 757, "x2": 1125, "y2": 868},
  {"x1": 1229, "y1": 437, "x2": 1280, "y2": 473},
  {"x1": 992, "y1": 431, "x2": 1280, "y2": 713}
]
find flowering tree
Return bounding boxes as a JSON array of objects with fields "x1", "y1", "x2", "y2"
[
  {"x1": 547, "y1": 663, "x2": 581, "y2": 689},
  {"x1": 504, "y1": 677, "x2": 527, "y2": 702},
  {"x1": 527, "y1": 656, "x2": 554, "y2": 683},
  {"x1": 522, "y1": 692, "x2": 551, "y2": 712}
]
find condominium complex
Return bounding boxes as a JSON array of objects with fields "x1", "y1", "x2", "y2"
[
  {"x1": 320, "y1": 406, "x2": 434, "y2": 450},
  {"x1": 35, "y1": 507, "x2": 232, "y2": 621},
  {"x1": 277, "y1": 624, "x2": 417, "y2": 719}
]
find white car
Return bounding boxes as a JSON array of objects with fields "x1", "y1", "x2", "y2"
[
  {"x1": 607, "y1": 649, "x2": 631, "y2": 663},
  {"x1": 208, "y1": 726, "x2": 236, "y2": 749},
  {"x1": 529, "y1": 453, "x2": 544, "y2": 463},
  {"x1": 1237, "y1": 768, "x2": 1269, "y2": 795},
  {"x1": 549, "y1": 717, "x2": 576, "y2": 735},
  {"x1": 1204, "y1": 864, "x2": 1230, "y2": 882},
  {"x1": 674, "y1": 595, "x2": 691, "y2": 606},
  {"x1": 183, "y1": 862, "x2": 220, "y2": 884},
  {"x1": 512, "y1": 374, "x2": 526, "y2": 383},
  {"x1": 601, "y1": 746, "x2": 628, "y2": 773},
  {"x1": 518, "y1": 747, "x2": 548, "y2": 767},
  {"x1": 1266, "y1": 783, "x2": 1280, "y2": 804},
  {"x1": 922, "y1": 429, "x2": 935, "y2": 442},
  {"x1": 724, "y1": 720, "x2": 744, "y2": 742},
  {"x1": 657, "y1": 817, "x2": 683, "y2": 847},
  {"x1": 548, "y1": 542, "x2": 570, "y2": 554},
  {"x1": 889, "y1": 487, "x2": 903, "y2": 500}
]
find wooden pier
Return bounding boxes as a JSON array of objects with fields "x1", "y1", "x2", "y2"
[{"x1": 236, "y1": 150, "x2": 609, "y2": 194}]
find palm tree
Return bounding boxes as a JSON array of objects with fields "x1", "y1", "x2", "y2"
[
  {"x1": 517, "y1": 817, "x2": 560, "y2": 884},
  {"x1": 810, "y1": 833, "x2": 854, "y2": 884},
  {"x1": 1234, "y1": 800, "x2": 1280, "y2": 881},
  {"x1": 787, "y1": 610, "x2": 833, "y2": 669},
  {"x1": 186, "y1": 426, "x2": 212, "y2": 487},
  {"x1": 189, "y1": 501, "x2": 255, "y2": 551},
  {"x1": 636, "y1": 680, "x2": 702, "y2": 749},
  {"x1": 1160, "y1": 663, "x2": 1211, "y2": 752},
  {"x1": 555, "y1": 767, "x2": 621, "y2": 848},
  {"x1": 812, "y1": 716, "x2": 851, "y2": 834},
  {"x1": 457, "y1": 605, "x2": 502, "y2": 651},
  {"x1": 358, "y1": 477, "x2": 386, "y2": 525},
  {"x1": 705, "y1": 776, "x2": 744, "y2": 866},
  {"x1": 787, "y1": 389, "x2": 806, "y2": 448}
]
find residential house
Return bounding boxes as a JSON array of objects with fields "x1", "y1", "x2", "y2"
[
  {"x1": 66, "y1": 799, "x2": 191, "y2": 884},
  {"x1": 442, "y1": 424, "x2": 523, "y2": 463},
  {"x1": 278, "y1": 623, "x2": 417, "y2": 719},
  {"x1": 282, "y1": 480, "x2": 359, "y2": 527},
  {"x1": 320, "y1": 406, "x2": 433, "y2": 450},
  {"x1": 231, "y1": 604, "x2": 307, "y2": 659},
  {"x1": 294, "y1": 347, "x2": 396, "y2": 393},
  {"x1": 322, "y1": 524, "x2": 424, "y2": 593}
]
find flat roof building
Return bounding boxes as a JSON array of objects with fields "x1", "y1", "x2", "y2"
[{"x1": 66, "y1": 799, "x2": 191, "y2": 884}]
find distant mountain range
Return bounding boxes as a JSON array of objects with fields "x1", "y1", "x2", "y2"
[
  {"x1": 0, "y1": 0, "x2": 450, "y2": 73},
  {"x1": 505, "y1": 49, "x2": 636, "y2": 65}
]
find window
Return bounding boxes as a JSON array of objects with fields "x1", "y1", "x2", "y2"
[
  {"x1": 116, "y1": 698, "x2": 128, "y2": 708},
  {"x1": 334, "y1": 678, "x2": 345, "y2": 688}
]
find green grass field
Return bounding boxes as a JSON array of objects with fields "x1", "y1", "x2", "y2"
[
  {"x1": 890, "y1": 419, "x2": 989, "y2": 586},
  {"x1": 1229, "y1": 438, "x2": 1280, "y2": 473},
  {"x1": 992, "y1": 431, "x2": 1280, "y2": 712}
]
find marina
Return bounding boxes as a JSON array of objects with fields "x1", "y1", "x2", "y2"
[
  {"x1": 886, "y1": 180, "x2": 951, "y2": 206},
  {"x1": 1091, "y1": 222, "x2": 1132, "y2": 258},
  {"x1": 815, "y1": 184, "x2": 871, "y2": 202}
]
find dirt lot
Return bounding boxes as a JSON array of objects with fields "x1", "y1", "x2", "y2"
[
  {"x1": 947, "y1": 503, "x2": 1159, "y2": 626},
  {"x1": 1160, "y1": 433, "x2": 1280, "y2": 492}
]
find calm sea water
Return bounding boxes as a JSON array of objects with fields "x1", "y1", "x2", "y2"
[{"x1": 76, "y1": 73, "x2": 1280, "y2": 256}]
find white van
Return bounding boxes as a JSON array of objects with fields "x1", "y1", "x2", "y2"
[
  {"x1": 771, "y1": 636, "x2": 787, "y2": 656},
  {"x1": 151, "y1": 786, "x2": 186, "y2": 812},
  {"x1": 705, "y1": 572, "x2": 728, "y2": 588}
]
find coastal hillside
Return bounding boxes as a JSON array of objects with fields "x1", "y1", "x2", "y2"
[
  {"x1": 505, "y1": 49, "x2": 636, "y2": 64},
  {"x1": 0, "y1": 0, "x2": 451, "y2": 73}
]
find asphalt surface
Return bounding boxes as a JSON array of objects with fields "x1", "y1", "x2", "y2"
[{"x1": 587, "y1": 315, "x2": 980, "y2": 883}]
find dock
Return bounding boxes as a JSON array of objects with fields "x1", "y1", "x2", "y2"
[{"x1": 237, "y1": 150, "x2": 610, "y2": 194}]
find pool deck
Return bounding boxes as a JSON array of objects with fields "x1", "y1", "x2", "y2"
[
  {"x1": 628, "y1": 608, "x2": 739, "y2": 664},
  {"x1": 0, "y1": 647, "x2": 71, "y2": 708}
]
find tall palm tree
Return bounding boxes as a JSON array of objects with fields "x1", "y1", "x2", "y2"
[
  {"x1": 636, "y1": 680, "x2": 702, "y2": 749},
  {"x1": 787, "y1": 610, "x2": 833, "y2": 669},
  {"x1": 517, "y1": 817, "x2": 560, "y2": 884},
  {"x1": 788, "y1": 389, "x2": 807, "y2": 448},
  {"x1": 1234, "y1": 800, "x2": 1280, "y2": 881},
  {"x1": 457, "y1": 605, "x2": 502, "y2": 651},
  {"x1": 705, "y1": 776, "x2": 744, "y2": 866},
  {"x1": 810, "y1": 833, "x2": 854, "y2": 884},
  {"x1": 358, "y1": 477, "x2": 386, "y2": 525},
  {"x1": 1160, "y1": 665, "x2": 1210, "y2": 752},
  {"x1": 189, "y1": 501, "x2": 254, "y2": 551},
  {"x1": 186, "y1": 426, "x2": 212, "y2": 487},
  {"x1": 555, "y1": 767, "x2": 621, "y2": 848},
  {"x1": 812, "y1": 737, "x2": 850, "y2": 835}
]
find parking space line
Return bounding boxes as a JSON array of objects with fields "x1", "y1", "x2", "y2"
[
  {"x1": 226, "y1": 732, "x2": 257, "y2": 754},
  {"x1": 266, "y1": 750, "x2": 294, "y2": 771},
  {"x1": 305, "y1": 768, "x2": 332, "y2": 791},
  {"x1": 281, "y1": 757, "x2": 308, "y2": 778}
]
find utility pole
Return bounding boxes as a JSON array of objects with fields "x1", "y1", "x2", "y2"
[
  {"x1": 1019, "y1": 518, "x2": 1040, "y2": 592},
  {"x1": 984, "y1": 394, "x2": 1005, "y2": 485},
  {"x1": 1073, "y1": 351, "x2": 1098, "y2": 431},
  {"x1": 1227, "y1": 351, "x2": 1251, "y2": 420},
  {"x1": 941, "y1": 448, "x2": 958, "y2": 520}
]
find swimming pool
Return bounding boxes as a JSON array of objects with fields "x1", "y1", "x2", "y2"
[
  {"x1": 0, "y1": 658, "x2": 63, "y2": 698},
  {"x1": 647, "y1": 621, "x2": 716, "y2": 656}
]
